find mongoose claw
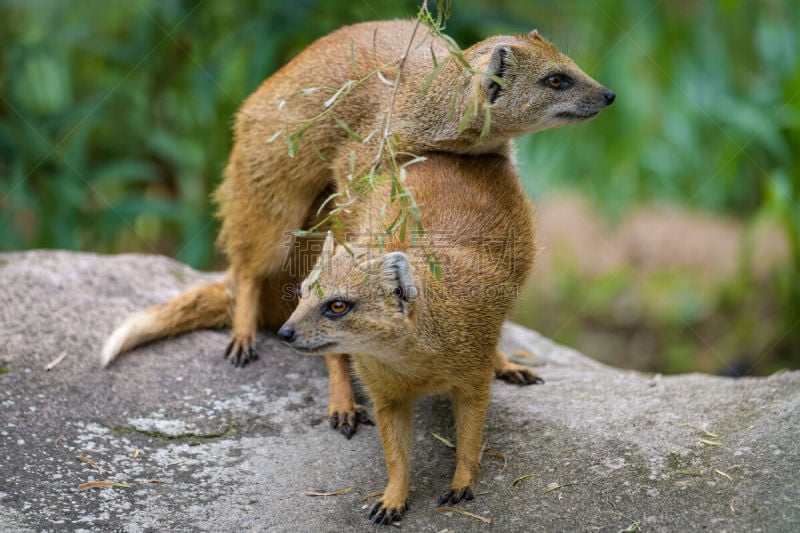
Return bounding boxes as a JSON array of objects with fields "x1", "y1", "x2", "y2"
[
  {"x1": 355, "y1": 406, "x2": 375, "y2": 425},
  {"x1": 223, "y1": 338, "x2": 259, "y2": 368},
  {"x1": 437, "y1": 486, "x2": 474, "y2": 506},
  {"x1": 495, "y1": 367, "x2": 544, "y2": 386},
  {"x1": 369, "y1": 500, "x2": 408, "y2": 525},
  {"x1": 248, "y1": 346, "x2": 259, "y2": 361},
  {"x1": 329, "y1": 406, "x2": 374, "y2": 439}
]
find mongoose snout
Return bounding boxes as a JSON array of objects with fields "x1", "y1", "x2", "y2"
[{"x1": 276, "y1": 324, "x2": 297, "y2": 343}]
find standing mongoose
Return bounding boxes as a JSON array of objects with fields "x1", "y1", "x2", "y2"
[
  {"x1": 101, "y1": 19, "x2": 613, "y2": 437},
  {"x1": 278, "y1": 152, "x2": 538, "y2": 524}
]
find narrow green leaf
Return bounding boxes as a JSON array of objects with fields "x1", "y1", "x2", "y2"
[
  {"x1": 368, "y1": 167, "x2": 379, "y2": 187},
  {"x1": 457, "y1": 98, "x2": 476, "y2": 133},
  {"x1": 307, "y1": 264, "x2": 322, "y2": 286},
  {"x1": 316, "y1": 192, "x2": 342, "y2": 215},
  {"x1": 392, "y1": 120, "x2": 418, "y2": 129},
  {"x1": 350, "y1": 39, "x2": 361, "y2": 78},
  {"x1": 401, "y1": 155, "x2": 428, "y2": 168},
  {"x1": 478, "y1": 71, "x2": 506, "y2": 88},
  {"x1": 309, "y1": 138, "x2": 327, "y2": 161},
  {"x1": 333, "y1": 116, "x2": 364, "y2": 143},
  {"x1": 430, "y1": 43, "x2": 439, "y2": 68},
  {"x1": 448, "y1": 48, "x2": 472, "y2": 69},
  {"x1": 422, "y1": 61, "x2": 444, "y2": 94},
  {"x1": 324, "y1": 80, "x2": 353, "y2": 109},
  {"x1": 429, "y1": 254, "x2": 442, "y2": 280},
  {"x1": 448, "y1": 90, "x2": 459, "y2": 122},
  {"x1": 481, "y1": 106, "x2": 492, "y2": 139},
  {"x1": 287, "y1": 125, "x2": 304, "y2": 158},
  {"x1": 293, "y1": 229, "x2": 327, "y2": 238},
  {"x1": 387, "y1": 211, "x2": 407, "y2": 234}
]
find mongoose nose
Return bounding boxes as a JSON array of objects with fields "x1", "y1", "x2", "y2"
[
  {"x1": 602, "y1": 89, "x2": 616, "y2": 105},
  {"x1": 277, "y1": 324, "x2": 297, "y2": 343}
]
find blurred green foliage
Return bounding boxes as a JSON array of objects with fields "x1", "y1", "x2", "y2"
[
  {"x1": 0, "y1": 0, "x2": 423, "y2": 265},
  {"x1": 1, "y1": 0, "x2": 797, "y2": 373},
  {"x1": 510, "y1": 0, "x2": 799, "y2": 374}
]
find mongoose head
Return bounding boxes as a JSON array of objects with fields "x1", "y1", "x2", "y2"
[
  {"x1": 278, "y1": 233, "x2": 419, "y2": 360},
  {"x1": 468, "y1": 29, "x2": 615, "y2": 136}
]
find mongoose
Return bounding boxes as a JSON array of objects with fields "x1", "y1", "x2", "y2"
[
  {"x1": 101, "y1": 20, "x2": 612, "y2": 437},
  {"x1": 277, "y1": 152, "x2": 538, "y2": 524}
]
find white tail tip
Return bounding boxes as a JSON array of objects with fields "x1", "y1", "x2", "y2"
[{"x1": 100, "y1": 311, "x2": 153, "y2": 367}]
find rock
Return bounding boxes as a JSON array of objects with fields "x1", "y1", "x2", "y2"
[{"x1": 0, "y1": 250, "x2": 798, "y2": 531}]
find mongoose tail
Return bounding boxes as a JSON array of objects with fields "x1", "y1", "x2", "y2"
[{"x1": 100, "y1": 281, "x2": 230, "y2": 367}]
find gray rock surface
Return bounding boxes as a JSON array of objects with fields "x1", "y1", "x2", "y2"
[{"x1": 0, "y1": 250, "x2": 798, "y2": 532}]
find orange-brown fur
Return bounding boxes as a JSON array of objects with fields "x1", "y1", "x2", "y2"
[
  {"x1": 279, "y1": 153, "x2": 539, "y2": 524},
  {"x1": 101, "y1": 20, "x2": 612, "y2": 437}
]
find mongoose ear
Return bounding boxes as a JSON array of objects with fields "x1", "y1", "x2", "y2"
[
  {"x1": 381, "y1": 252, "x2": 418, "y2": 303},
  {"x1": 482, "y1": 44, "x2": 511, "y2": 105},
  {"x1": 528, "y1": 29, "x2": 542, "y2": 40}
]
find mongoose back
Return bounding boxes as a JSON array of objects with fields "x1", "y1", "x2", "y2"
[
  {"x1": 278, "y1": 152, "x2": 539, "y2": 524},
  {"x1": 101, "y1": 20, "x2": 613, "y2": 437}
]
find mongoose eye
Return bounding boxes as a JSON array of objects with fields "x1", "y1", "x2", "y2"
[
  {"x1": 547, "y1": 75, "x2": 562, "y2": 89},
  {"x1": 323, "y1": 300, "x2": 351, "y2": 318},
  {"x1": 545, "y1": 74, "x2": 571, "y2": 90}
]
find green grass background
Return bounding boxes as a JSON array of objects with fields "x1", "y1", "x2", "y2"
[{"x1": 1, "y1": 0, "x2": 798, "y2": 374}]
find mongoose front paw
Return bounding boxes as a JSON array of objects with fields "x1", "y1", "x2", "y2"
[
  {"x1": 437, "y1": 486, "x2": 474, "y2": 506},
  {"x1": 369, "y1": 499, "x2": 408, "y2": 525},
  {"x1": 223, "y1": 337, "x2": 259, "y2": 368},
  {"x1": 329, "y1": 406, "x2": 374, "y2": 439},
  {"x1": 495, "y1": 366, "x2": 544, "y2": 385}
]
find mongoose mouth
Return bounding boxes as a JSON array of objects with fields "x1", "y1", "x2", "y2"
[
  {"x1": 290, "y1": 341, "x2": 338, "y2": 355},
  {"x1": 555, "y1": 110, "x2": 600, "y2": 121}
]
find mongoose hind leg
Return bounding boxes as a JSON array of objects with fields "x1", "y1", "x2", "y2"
[
  {"x1": 437, "y1": 380, "x2": 491, "y2": 507},
  {"x1": 224, "y1": 273, "x2": 262, "y2": 367},
  {"x1": 369, "y1": 397, "x2": 414, "y2": 525},
  {"x1": 492, "y1": 349, "x2": 544, "y2": 385},
  {"x1": 221, "y1": 205, "x2": 312, "y2": 367},
  {"x1": 325, "y1": 354, "x2": 374, "y2": 439},
  {"x1": 217, "y1": 143, "x2": 331, "y2": 366}
]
